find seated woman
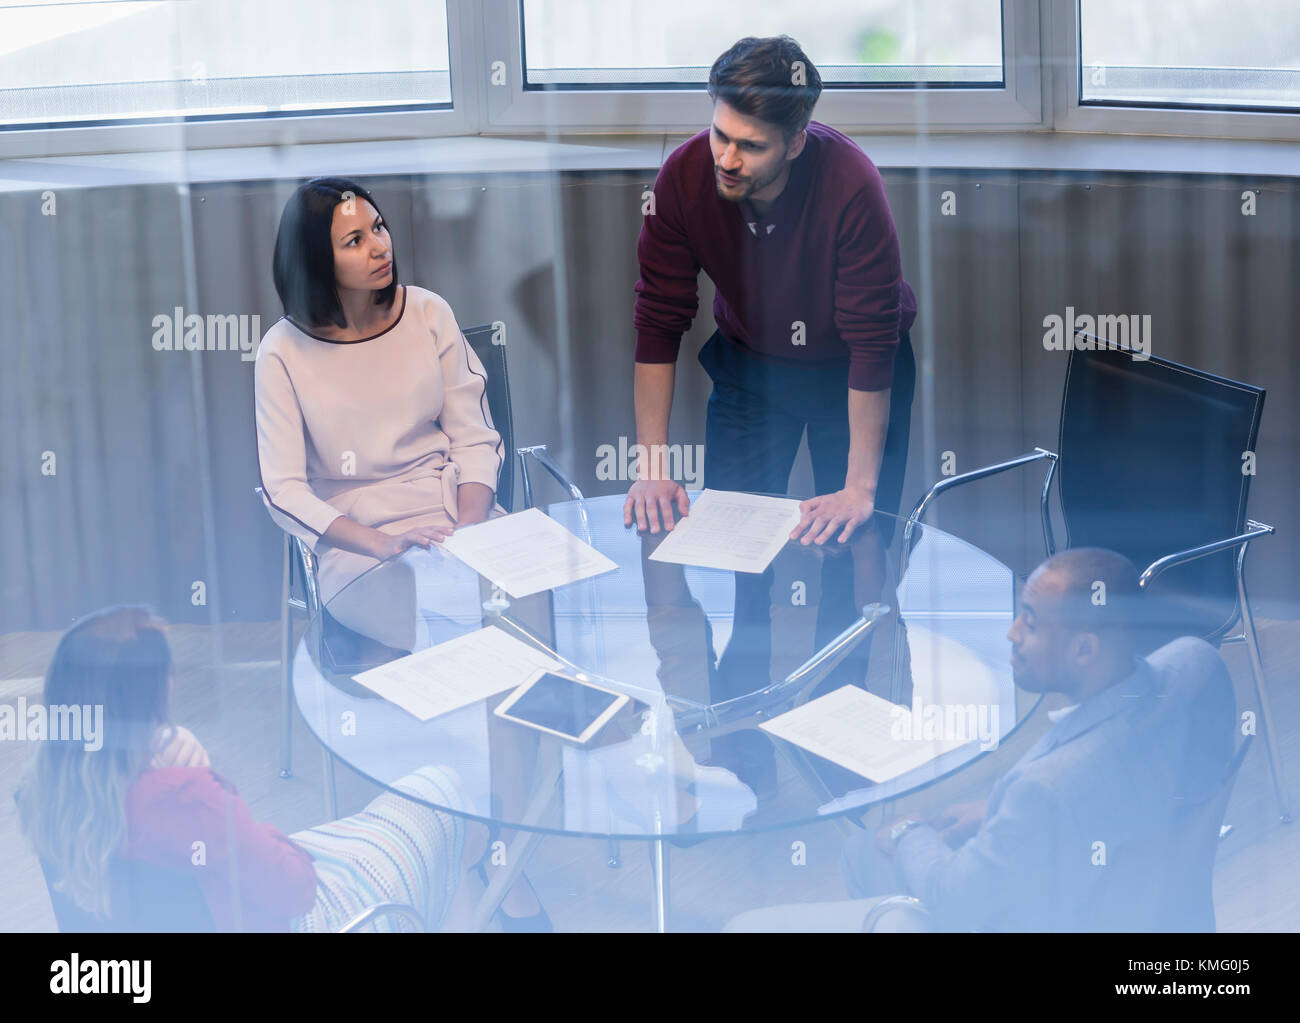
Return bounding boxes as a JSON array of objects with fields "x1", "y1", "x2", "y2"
[
  {"x1": 254, "y1": 177, "x2": 549, "y2": 928},
  {"x1": 256, "y1": 176, "x2": 503, "y2": 652},
  {"x1": 16, "y1": 605, "x2": 478, "y2": 932}
]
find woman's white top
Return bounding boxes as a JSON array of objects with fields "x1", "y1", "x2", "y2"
[{"x1": 254, "y1": 285, "x2": 503, "y2": 551}]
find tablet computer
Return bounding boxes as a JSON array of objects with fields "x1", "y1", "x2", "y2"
[{"x1": 493, "y1": 670, "x2": 630, "y2": 745}]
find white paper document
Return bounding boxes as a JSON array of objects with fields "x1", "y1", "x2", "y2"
[
  {"x1": 441, "y1": 507, "x2": 617, "y2": 598},
  {"x1": 760, "y1": 685, "x2": 970, "y2": 783},
  {"x1": 648, "y1": 489, "x2": 802, "y2": 574},
  {"x1": 352, "y1": 626, "x2": 562, "y2": 721}
]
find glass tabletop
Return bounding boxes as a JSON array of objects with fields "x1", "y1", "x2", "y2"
[{"x1": 292, "y1": 493, "x2": 1038, "y2": 840}]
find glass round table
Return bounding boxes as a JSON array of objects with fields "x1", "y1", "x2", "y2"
[{"x1": 291, "y1": 492, "x2": 1037, "y2": 931}]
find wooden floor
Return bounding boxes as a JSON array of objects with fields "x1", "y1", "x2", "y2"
[{"x1": 2, "y1": 613, "x2": 1298, "y2": 933}]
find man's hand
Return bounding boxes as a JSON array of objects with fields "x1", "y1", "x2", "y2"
[
  {"x1": 929, "y1": 800, "x2": 987, "y2": 848},
  {"x1": 624, "y1": 479, "x2": 690, "y2": 534},
  {"x1": 791, "y1": 485, "x2": 875, "y2": 546},
  {"x1": 152, "y1": 725, "x2": 211, "y2": 770},
  {"x1": 875, "y1": 814, "x2": 915, "y2": 858}
]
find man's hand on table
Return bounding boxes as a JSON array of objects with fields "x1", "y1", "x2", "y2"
[
  {"x1": 624, "y1": 479, "x2": 690, "y2": 534},
  {"x1": 929, "y1": 800, "x2": 987, "y2": 848},
  {"x1": 791, "y1": 485, "x2": 875, "y2": 546}
]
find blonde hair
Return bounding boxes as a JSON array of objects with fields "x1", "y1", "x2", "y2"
[{"x1": 17, "y1": 606, "x2": 172, "y2": 918}]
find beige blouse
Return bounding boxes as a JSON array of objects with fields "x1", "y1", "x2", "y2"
[{"x1": 254, "y1": 285, "x2": 502, "y2": 551}]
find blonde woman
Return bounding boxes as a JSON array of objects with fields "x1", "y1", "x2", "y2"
[{"x1": 17, "y1": 606, "x2": 476, "y2": 931}]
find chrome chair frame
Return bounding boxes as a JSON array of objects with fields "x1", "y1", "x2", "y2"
[
  {"x1": 903, "y1": 448, "x2": 1287, "y2": 822},
  {"x1": 337, "y1": 901, "x2": 426, "y2": 933},
  {"x1": 860, "y1": 895, "x2": 931, "y2": 933}
]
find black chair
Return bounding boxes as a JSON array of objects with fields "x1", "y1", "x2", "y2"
[
  {"x1": 904, "y1": 338, "x2": 1288, "y2": 821},
  {"x1": 39, "y1": 856, "x2": 424, "y2": 932},
  {"x1": 256, "y1": 323, "x2": 584, "y2": 807},
  {"x1": 463, "y1": 321, "x2": 589, "y2": 514}
]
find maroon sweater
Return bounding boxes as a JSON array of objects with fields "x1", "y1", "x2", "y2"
[
  {"x1": 634, "y1": 120, "x2": 916, "y2": 392},
  {"x1": 123, "y1": 767, "x2": 317, "y2": 931}
]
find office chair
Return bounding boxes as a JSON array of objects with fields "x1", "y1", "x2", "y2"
[
  {"x1": 904, "y1": 338, "x2": 1288, "y2": 822},
  {"x1": 1155, "y1": 734, "x2": 1253, "y2": 932},
  {"x1": 39, "y1": 856, "x2": 426, "y2": 933},
  {"x1": 256, "y1": 324, "x2": 584, "y2": 814}
]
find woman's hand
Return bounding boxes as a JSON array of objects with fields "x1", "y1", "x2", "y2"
[
  {"x1": 321, "y1": 516, "x2": 452, "y2": 560},
  {"x1": 455, "y1": 482, "x2": 495, "y2": 526},
  {"x1": 151, "y1": 725, "x2": 211, "y2": 769},
  {"x1": 374, "y1": 524, "x2": 454, "y2": 560}
]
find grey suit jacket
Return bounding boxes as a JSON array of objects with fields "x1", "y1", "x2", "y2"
[{"x1": 891, "y1": 637, "x2": 1235, "y2": 931}]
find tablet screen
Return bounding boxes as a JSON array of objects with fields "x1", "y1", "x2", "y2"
[{"x1": 504, "y1": 672, "x2": 622, "y2": 739}]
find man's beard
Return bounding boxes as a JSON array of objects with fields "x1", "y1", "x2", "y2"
[{"x1": 714, "y1": 162, "x2": 782, "y2": 203}]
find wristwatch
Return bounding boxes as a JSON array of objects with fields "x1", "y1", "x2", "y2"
[{"x1": 888, "y1": 818, "x2": 925, "y2": 846}]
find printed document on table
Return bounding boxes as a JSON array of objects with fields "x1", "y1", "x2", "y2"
[
  {"x1": 647, "y1": 489, "x2": 802, "y2": 574},
  {"x1": 760, "y1": 685, "x2": 970, "y2": 783},
  {"x1": 441, "y1": 507, "x2": 617, "y2": 598},
  {"x1": 352, "y1": 626, "x2": 562, "y2": 721}
]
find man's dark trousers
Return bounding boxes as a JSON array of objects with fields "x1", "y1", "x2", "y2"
[{"x1": 699, "y1": 329, "x2": 916, "y2": 774}]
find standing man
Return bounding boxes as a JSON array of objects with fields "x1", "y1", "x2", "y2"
[{"x1": 623, "y1": 36, "x2": 917, "y2": 790}]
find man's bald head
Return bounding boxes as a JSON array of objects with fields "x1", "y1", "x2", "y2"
[{"x1": 1008, "y1": 548, "x2": 1141, "y2": 698}]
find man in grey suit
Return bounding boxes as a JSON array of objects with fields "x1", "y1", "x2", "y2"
[{"x1": 726, "y1": 547, "x2": 1237, "y2": 932}]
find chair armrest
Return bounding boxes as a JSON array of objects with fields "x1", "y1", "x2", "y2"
[
  {"x1": 517, "y1": 444, "x2": 585, "y2": 507},
  {"x1": 860, "y1": 895, "x2": 931, "y2": 933},
  {"x1": 905, "y1": 447, "x2": 1059, "y2": 563},
  {"x1": 337, "y1": 901, "x2": 426, "y2": 933},
  {"x1": 1138, "y1": 520, "x2": 1275, "y2": 590},
  {"x1": 254, "y1": 485, "x2": 322, "y2": 618},
  {"x1": 293, "y1": 536, "x2": 322, "y2": 618}
]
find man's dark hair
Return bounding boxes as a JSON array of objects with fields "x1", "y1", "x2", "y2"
[
  {"x1": 1042, "y1": 547, "x2": 1142, "y2": 647},
  {"x1": 272, "y1": 176, "x2": 399, "y2": 330},
  {"x1": 707, "y1": 36, "x2": 823, "y2": 139}
]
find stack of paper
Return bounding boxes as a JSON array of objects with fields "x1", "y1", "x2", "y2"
[
  {"x1": 648, "y1": 489, "x2": 802, "y2": 574},
  {"x1": 442, "y1": 507, "x2": 617, "y2": 598},
  {"x1": 760, "y1": 685, "x2": 970, "y2": 783},
  {"x1": 352, "y1": 626, "x2": 562, "y2": 721}
]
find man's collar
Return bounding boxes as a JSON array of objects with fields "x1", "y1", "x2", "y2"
[
  {"x1": 1029, "y1": 658, "x2": 1157, "y2": 761},
  {"x1": 737, "y1": 130, "x2": 818, "y2": 236}
]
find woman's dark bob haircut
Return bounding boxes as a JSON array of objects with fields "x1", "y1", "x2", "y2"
[
  {"x1": 272, "y1": 177, "x2": 399, "y2": 330},
  {"x1": 707, "y1": 35, "x2": 823, "y2": 140}
]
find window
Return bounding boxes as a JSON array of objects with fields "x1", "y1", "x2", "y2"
[
  {"x1": 0, "y1": 0, "x2": 452, "y2": 128},
  {"x1": 520, "y1": 0, "x2": 1004, "y2": 90},
  {"x1": 1079, "y1": 0, "x2": 1300, "y2": 112}
]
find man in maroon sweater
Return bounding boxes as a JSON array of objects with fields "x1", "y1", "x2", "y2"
[{"x1": 623, "y1": 36, "x2": 917, "y2": 789}]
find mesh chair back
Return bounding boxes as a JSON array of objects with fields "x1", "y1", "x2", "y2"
[
  {"x1": 40, "y1": 856, "x2": 215, "y2": 932},
  {"x1": 464, "y1": 323, "x2": 516, "y2": 512},
  {"x1": 1058, "y1": 341, "x2": 1264, "y2": 640}
]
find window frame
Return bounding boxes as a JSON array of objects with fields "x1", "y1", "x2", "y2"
[
  {"x1": 1047, "y1": 0, "x2": 1300, "y2": 141},
  {"x1": 0, "y1": 0, "x2": 481, "y2": 158},
  {"x1": 481, "y1": 0, "x2": 1044, "y2": 133},
  {"x1": 6, "y1": 0, "x2": 1300, "y2": 157}
]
